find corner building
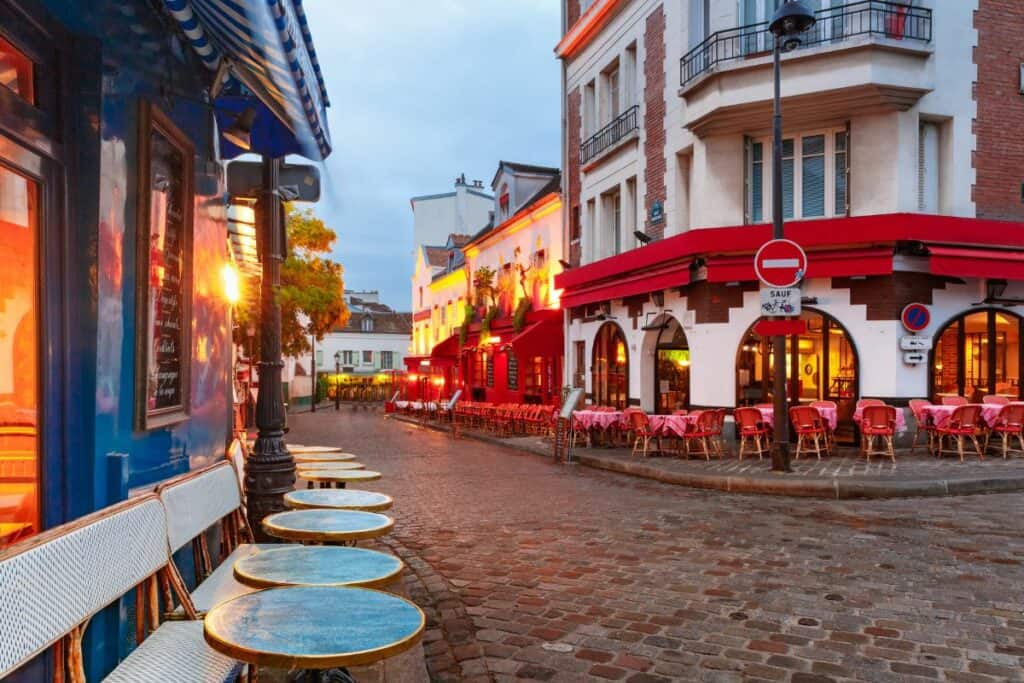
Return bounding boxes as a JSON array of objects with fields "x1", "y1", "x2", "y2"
[{"x1": 556, "y1": 0, "x2": 1024, "y2": 439}]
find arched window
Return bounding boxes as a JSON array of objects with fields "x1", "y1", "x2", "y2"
[
  {"x1": 592, "y1": 322, "x2": 629, "y2": 408},
  {"x1": 931, "y1": 309, "x2": 1023, "y2": 402}
]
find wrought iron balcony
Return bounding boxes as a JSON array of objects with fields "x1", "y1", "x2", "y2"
[
  {"x1": 680, "y1": 1, "x2": 932, "y2": 87},
  {"x1": 580, "y1": 104, "x2": 640, "y2": 165}
]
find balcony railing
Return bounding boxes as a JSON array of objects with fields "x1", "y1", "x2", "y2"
[
  {"x1": 580, "y1": 104, "x2": 640, "y2": 164},
  {"x1": 680, "y1": 1, "x2": 932, "y2": 87}
]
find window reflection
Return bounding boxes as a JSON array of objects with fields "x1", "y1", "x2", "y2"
[
  {"x1": 933, "y1": 311, "x2": 1022, "y2": 402},
  {"x1": 0, "y1": 36, "x2": 34, "y2": 104},
  {"x1": 0, "y1": 163, "x2": 39, "y2": 549},
  {"x1": 592, "y1": 322, "x2": 628, "y2": 408}
]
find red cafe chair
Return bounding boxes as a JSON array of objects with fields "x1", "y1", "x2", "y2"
[
  {"x1": 935, "y1": 404, "x2": 986, "y2": 461},
  {"x1": 986, "y1": 403, "x2": 1024, "y2": 459},
  {"x1": 790, "y1": 405, "x2": 830, "y2": 460},
  {"x1": 861, "y1": 405, "x2": 897, "y2": 463},
  {"x1": 983, "y1": 395, "x2": 1010, "y2": 406},
  {"x1": 734, "y1": 407, "x2": 770, "y2": 461},
  {"x1": 908, "y1": 398, "x2": 936, "y2": 455},
  {"x1": 941, "y1": 395, "x2": 968, "y2": 407},
  {"x1": 683, "y1": 411, "x2": 722, "y2": 460},
  {"x1": 628, "y1": 411, "x2": 658, "y2": 458}
]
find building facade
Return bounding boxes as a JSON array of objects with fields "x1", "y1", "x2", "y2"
[
  {"x1": 407, "y1": 163, "x2": 566, "y2": 404},
  {"x1": 556, "y1": 0, "x2": 1024, "y2": 436}
]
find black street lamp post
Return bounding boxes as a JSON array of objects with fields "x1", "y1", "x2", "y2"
[
  {"x1": 334, "y1": 351, "x2": 342, "y2": 411},
  {"x1": 768, "y1": 1, "x2": 816, "y2": 473}
]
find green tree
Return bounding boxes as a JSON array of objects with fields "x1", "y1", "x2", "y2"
[{"x1": 473, "y1": 265, "x2": 497, "y2": 308}]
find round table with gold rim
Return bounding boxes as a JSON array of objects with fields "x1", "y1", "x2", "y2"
[
  {"x1": 298, "y1": 469, "x2": 382, "y2": 489},
  {"x1": 288, "y1": 445, "x2": 344, "y2": 454},
  {"x1": 291, "y1": 452, "x2": 357, "y2": 464},
  {"x1": 233, "y1": 545, "x2": 403, "y2": 590},
  {"x1": 297, "y1": 461, "x2": 366, "y2": 472},
  {"x1": 203, "y1": 585, "x2": 425, "y2": 677},
  {"x1": 262, "y1": 508, "x2": 394, "y2": 545},
  {"x1": 284, "y1": 488, "x2": 393, "y2": 512}
]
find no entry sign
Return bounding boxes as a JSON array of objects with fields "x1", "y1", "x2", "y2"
[
  {"x1": 901, "y1": 303, "x2": 931, "y2": 332},
  {"x1": 755, "y1": 239, "x2": 808, "y2": 288}
]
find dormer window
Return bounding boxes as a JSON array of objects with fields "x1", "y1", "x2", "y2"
[
  {"x1": 362, "y1": 316, "x2": 374, "y2": 332},
  {"x1": 498, "y1": 183, "x2": 510, "y2": 221}
]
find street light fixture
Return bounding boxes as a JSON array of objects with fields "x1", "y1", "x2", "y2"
[
  {"x1": 767, "y1": 0, "x2": 815, "y2": 473},
  {"x1": 334, "y1": 351, "x2": 342, "y2": 411}
]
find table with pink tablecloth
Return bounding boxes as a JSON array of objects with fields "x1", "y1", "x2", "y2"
[
  {"x1": 920, "y1": 403, "x2": 1023, "y2": 429},
  {"x1": 756, "y1": 406, "x2": 837, "y2": 431},
  {"x1": 981, "y1": 402, "x2": 1024, "y2": 426},
  {"x1": 572, "y1": 410, "x2": 624, "y2": 432},
  {"x1": 648, "y1": 413, "x2": 701, "y2": 438},
  {"x1": 853, "y1": 406, "x2": 908, "y2": 433}
]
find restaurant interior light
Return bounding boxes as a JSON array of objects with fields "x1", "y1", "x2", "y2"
[
  {"x1": 485, "y1": 336, "x2": 501, "y2": 345},
  {"x1": 221, "y1": 262, "x2": 241, "y2": 305}
]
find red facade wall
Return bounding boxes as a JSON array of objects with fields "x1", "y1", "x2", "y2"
[
  {"x1": 643, "y1": 5, "x2": 667, "y2": 239},
  {"x1": 973, "y1": 0, "x2": 1024, "y2": 221}
]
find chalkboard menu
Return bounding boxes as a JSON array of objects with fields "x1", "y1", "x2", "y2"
[
  {"x1": 486, "y1": 355, "x2": 495, "y2": 388},
  {"x1": 507, "y1": 353, "x2": 519, "y2": 390},
  {"x1": 135, "y1": 103, "x2": 193, "y2": 429}
]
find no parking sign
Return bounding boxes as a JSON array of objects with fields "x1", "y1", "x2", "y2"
[{"x1": 901, "y1": 303, "x2": 930, "y2": 332}]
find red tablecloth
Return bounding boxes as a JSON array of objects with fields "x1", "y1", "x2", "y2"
[
  {"x1": 756, "y1": 406, "x2": 837, "y2": 431},
  {"x1": 648, "y1": 413, "x2": 701, "y2": 438},
  {"x1": 854, "y1": 406, "x2": 908, "y2": 433},
  {"x1": 920, "y1": 403, "x2": 1024, "y2": 428}
]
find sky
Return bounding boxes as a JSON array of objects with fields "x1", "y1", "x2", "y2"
[{"x1": 302, "y1": 1, "x2": 563, "y2": 311}]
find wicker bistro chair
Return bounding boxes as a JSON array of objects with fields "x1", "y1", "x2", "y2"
[
  {"x1": 811, "y1": 400, "x2": 838, "y2": 449},
  {"x1": 908, "y1": 399, "x2": 937, "y2": 455},
  {"x1": 861, "y1": 405, "x2": 897, "y2": 463},
  {"x1": 628, "y1": 411, "x2": 659, "y2": 457},
  {"x1": 856, "y1": 398, "x2": 884, "y2": 410},
  {"x1": 983, "y1": 395, "x2": 1011, "y2": 406},
  {"x1": 790, "y1": 405, "x2": 830, "y2": 460},
  {"x1": 0, "y1": 495, "x2": 241, "y2": 683},
  {"x1": 941, "y1": 395, "x2": 968, "y2": 406},
  {"x1": 986, "y1": 403, "x2": 1024, "y2": 458},
  {"x1": 734, "y1": 407, "x2": 771, "y2": 460},
  {"x1": 935, "y1": 404, "x2": 986, "y2": 461},
  {"x1": 682, "y1": 410, "x2": 723, "y2": 460}
]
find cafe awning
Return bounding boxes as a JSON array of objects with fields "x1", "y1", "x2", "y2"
[
  {"x1": 504, "y1": 313, "x2": 564, "y2": 358},
  {"x1": 163, "y1": 0, "x2": 331, "y2": 160},
  {"x1": 928, "y1": 246, "x2": 1024, "y2": 281},
  {"x1": 431, "y1": 333, "x2": 462, "y2": 360}
]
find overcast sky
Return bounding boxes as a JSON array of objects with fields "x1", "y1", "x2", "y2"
[{"x1": 303, "y1": 1, "x2": 562, "y2": 311}]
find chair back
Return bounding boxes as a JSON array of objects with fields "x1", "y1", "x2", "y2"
[
  {"x1": 227, "y1": 438, "x2": 246, "y2": 498},
  {"x1": 862, "y1": 405, "x2": 896, "y2": 431},
  {"x1": 949, "y1": 404, "x2": 984, "y2": 429},
  {"x1": 908, "y1": 398, "x2": 931, "y2": 422},
  {"x1": 941, "y1": 395, "x2": 968, "y2": 406},
  {"x1": 856, "y1": 398, "x2": 884, "y2": 410},
  {"x1": 811, "y1": 400, "x2": 837, "y2": 411},
  {"x1": 672, "y1": 409, "x2": 689, "y2": 416},
  {"x1": 996, "y1": 403, "x2": 1024, "y2": 428},
  {"x1": 0, "y1": 496, "x2": 169, "y2": 677},
  {"x1": 695, "y1": 410, "x2": 718, "y2": 430},
  {"x1": 734, "y1": 407, "x2": 765, "y2": 432},
  {"x1": 789, "y1": 405, "x2": 822, "y2": 429},
  {"x1": 157, "y1": 462, "x2": 243, "y2": 553},
  {"x1": 628, "y1": 411, "x2": 650, "y2": 431},
  {"x1": 983, "y1": 395, "x2": 1010, "y2": 406}
]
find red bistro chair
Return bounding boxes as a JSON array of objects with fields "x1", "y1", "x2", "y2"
[
  {"x1": 861, "y1": 405, "x2": 897, "y2": 463},
  {"x1": 811, "y1": 400, "x2": 838, "y2": 448},
  {"x1": 683, "y1": 411, "x2": 723, "y2": 460},
  {"x1": 986, "y1": 403, "x2": 1024, "y2": 459},
  {"x1": 734, "y1": 407, "x2": 771, "y2": 461},
  {"x1": 941, "y1": 395, "x2": 968, "y2": 407},
  {"x1": 908, "y1": 398, "x2": 936, "y2": 455},
  {"x1": 983, "y1": 395, "x2": 1010, "y2": 406},
  {"x1": 856, "y1": 398, "x2": 884, "y2": 410},
  {"x1": 935, "y1": 404, "x2": 986, "y2": 461},
  {"x1": 628, "y1": 411, "x2": 658, "y2": 458},
  {"x1": 790, "y1": 406, "x2": 830, "y2": 460}
]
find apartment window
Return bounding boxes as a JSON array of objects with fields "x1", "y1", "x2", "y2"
[
  {"x1": 603, "y1": 62, "x2": 621, "y2": 122},
  {"x1": 0, "y1": 35, "x2": 34, "y2": 104},
  {"x1": 918, "y1": 121, "x2": 940, "y2": 213},
  {"x1": 342, "y1": 350, "x2": 355, "y2": 365},
  {"x1": 361, "y1": 316, "x2": 373, "y2": 332},
  {"x1": 440, "y1": 306, "x2": 446, "y2": 325},
  {"x1": 362, "y1": 350, "x2": 373, "y2": 365},
  {"x1": 746, "y1": 129, "x2": 848, "y2": 223},
  {"x1": 624, "y1": 43, "x2": 637, "y2": 110},
  {"x1": 381, "y1": 351, "x2": 394, "y2": 369},
  {"x1": 584, "y1": 80, "x2": 596, "y2": 137},
  {"x1": 315, "y1": 350, "x2": 323, "y2": 367},
  {"x1": 585, "y1": 198, "x2": 596, "y2": 262},
  {"x1": 499, "y1": 183, "x2": 510, "y2": 220},
  {"x1": 418, "y1": 287, "x2": 423, "y2": 308},
  {"x1": 625, "y1": 177, "x2": 638, "y2": 246},
  {"x1": 688, "y1": 0, "x2": 711, "y2": 49}
]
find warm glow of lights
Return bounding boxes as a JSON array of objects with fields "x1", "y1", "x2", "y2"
[
  {"x1": 615, "y1": 342, "x2": 626, "y2": 364},
  {"x1": 221, "y1": 262, "x2": 241, "y2": 304},
  {"x1": 677, "y1": 358, "x2": 690, "y2": 368},
  {"x1": 486, "y1": 336, "x2": 501, "y2": 344},
  {"x1": 549, "y1": 287, "x2": 562, "y2": 309},
  {"x1": 432, "y1": 377, "x2": 444, "y2": 387},
  {"x1": 419, "y1": 359, "x2": 431, "y2": 366},
  {"x1": 408, "y1": 373, "x2": 419, "y2": 381}
]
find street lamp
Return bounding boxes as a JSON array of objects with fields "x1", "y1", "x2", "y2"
[
  {"x1": 768, "y1": 0, "x2": 815, "y2": 473},
  {"x1": 334, "y1": 351, "x2": 342, "y2": 411}
]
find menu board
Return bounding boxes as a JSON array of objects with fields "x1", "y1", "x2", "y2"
[
  {"x1": 507, "y1": 354, "x2": 519, "y2": 390},
  {"x1": 136, "y1": 103, "x2": 193, "y2": 429}
]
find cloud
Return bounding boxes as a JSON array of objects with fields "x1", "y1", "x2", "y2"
[{"x1": 302, "y1": 0, "x2": 561, "y2": 309}]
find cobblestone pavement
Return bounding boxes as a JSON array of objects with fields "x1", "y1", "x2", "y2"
[{"x1": 288, "y1": 409, "x2": 1024, "y2": 683}]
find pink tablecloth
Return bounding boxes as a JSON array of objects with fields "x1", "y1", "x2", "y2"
[
  {"x1": 648, "y1": 413, "x2": 701, "y2": 438},
  {"x1": 573, "y1": 410, "x2": 623, "y2": 431},
  {"x1": 921, "y1": 403, "x2": 1024, "y2": 428},
  {"x1": 756, "y1": 406, "x2": 837, "y2": 431},
  {"x1": 854, "y1": 406, "x2": 908, "y2": 433}
]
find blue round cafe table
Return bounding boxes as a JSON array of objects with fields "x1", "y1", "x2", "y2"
[
  {"x1": 203, "y1": 586, "x2": 425, "y2": 674},
  {"x1": 261, "y1": 509, "x2": 394, "y2": 544},
  {"x1": 284, "y1": 489, "x2": 393, "y2": 512},
  {"x1": 233, "y1": 546, "x2": 403, "y2": 590}
]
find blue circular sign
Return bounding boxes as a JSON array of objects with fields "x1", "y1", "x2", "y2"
[{"x1": 901, "y1": 303, "x2": 930, "y2": 332}]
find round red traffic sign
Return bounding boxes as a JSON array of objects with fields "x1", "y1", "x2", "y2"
[
  {"x1": 901, "y1": 303, "x2": 930, "y2": 332},
  {"x1": 754, "y1": 239, "x2": 807, "y2": 288}
]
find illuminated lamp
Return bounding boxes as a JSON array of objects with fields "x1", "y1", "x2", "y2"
[
  {"x1": 615, "y1": 342, "x2": 626, "y2": 364},
  {"x1": 486, "y1": 336, "x2": 501, "y2": 345},
  {"x1": 408, "y1": 373, "x2": 419, "y2": 381},
  {"x1": 221, "y1": 262, "x2": 241, "y2": 304}
]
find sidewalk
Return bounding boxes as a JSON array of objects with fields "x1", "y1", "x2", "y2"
[{"x1": 390, "y1": 414, "x2": 1024, "y2": 499}]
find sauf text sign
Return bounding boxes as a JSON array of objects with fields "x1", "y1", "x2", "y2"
[{"x1": 760, "y1": 288, "x2": 801, "y2": 317}]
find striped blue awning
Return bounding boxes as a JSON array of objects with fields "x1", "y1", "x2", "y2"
[{"x1": 163, "y1": 0, "x2": 332, "y2": 160}]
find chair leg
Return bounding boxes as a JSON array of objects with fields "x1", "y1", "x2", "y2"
[
  {"x1": 886, "y1": 435, "x2": 895, "y2": 463},
  {"x1": 971, "y1": 434, "x2": 984, "y2": 460},
  {"x1": 738, "y1": 435, "x2": 746, "y2": 461},
  {"x1": 864, "y1": 434, "x2": 872, "y2": 462},
  {"x1": 957, "y1": 435, "x2": 965, "y2": 462}
]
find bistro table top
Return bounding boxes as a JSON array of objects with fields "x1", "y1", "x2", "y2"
[
  {"x1": 291, "y1": 452, "x2": 357, "y2": 463},
  {"x1": 284, "y1": 489, "x2": 394, "y2": 512},
  {"x1": 296, "y1": 469, "x2": 382, "y2": 484},
  {"x1": 288, "y1": 445, "x2": 344, "y2": 454},
  {"x1": 234, "y1": 546, "x2": 403, "y2": 589},
  {"x1": 296, "y1": 462, "x2": 366, "y2": 472},
  {"x1": 262, "y1": 509, "x2": 394, "y2": 543},
  {"x1": 203, "y1": 586, "x2": 425, "y2": 670}
]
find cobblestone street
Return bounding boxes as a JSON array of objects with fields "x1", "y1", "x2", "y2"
[{"x1": 289, "y1": 409, "x2": 1024, "y2": 683}]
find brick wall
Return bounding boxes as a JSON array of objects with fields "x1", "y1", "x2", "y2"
[
  {"x1": 643, "y1": 5, "x2": 667, "y2": 239},
  {"x1": 832, "y1": 273, "x2": 947, "y2": 320},
  {"x1": 567, "y1": 0, "x2": 581, "y2": 30},
  {"x1": 567, "y1": 87, "x2": 582, "y2": 266},
  {"x1": 973, "y1": 0, "x2": 1024, "y2": 221}
]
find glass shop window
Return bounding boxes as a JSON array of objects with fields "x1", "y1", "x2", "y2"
[{"x1": 0, "y1": 36, "x2": 34, "y2": 104}]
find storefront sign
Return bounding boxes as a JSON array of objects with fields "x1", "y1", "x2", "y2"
[
  {"x1": 900, "y1": 303, "x2": 931, "y2": 332},
  {"x1": 903, "y1": 351, "x2": 927, "y2": 365},
  {"x1": 649, "y1": 200, "x2": 664, "y2": 224},
  {"x1": 759, "y1": 287, "x2": 801, "y2": 317},
  {"x1": 135, "y1": 103, "x2": 193, "y2": 430},
  {"x1": 754, "y1": 318, "x2": 808, "y2": 336},
  {"x1": 754, "y1": 238, "x2": 807, "y2": 288},
  {"x1": 900, "y1": 336, "x2": 933, "y2": 351}
]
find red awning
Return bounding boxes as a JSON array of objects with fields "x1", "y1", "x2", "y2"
[
  {"x1": 562, "y1": 261, "x2": 691, "y2": 309},
  {"x1": 431, "y1": 333, "x2": 461, "y2": 360},
  {"x1": 504, "y1": 315, "x2": 564, "y2": 358},
  {"x1": 706, "y1": 247, "x2": 894, "y2": 283},
  {"x1": 928, "y1": 246, "x2": 1024, "y2": 280}
]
